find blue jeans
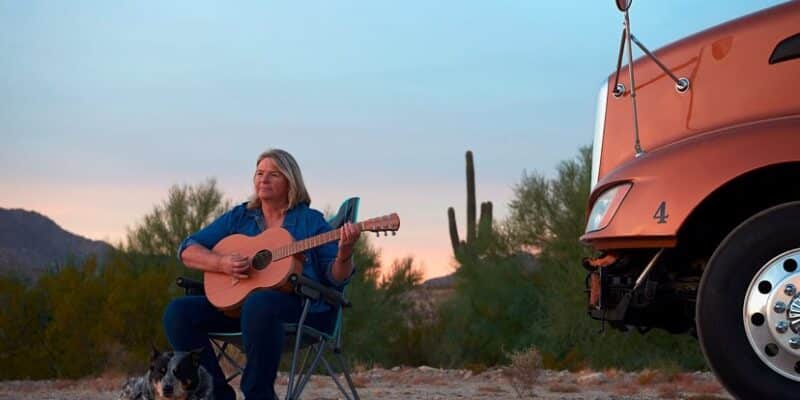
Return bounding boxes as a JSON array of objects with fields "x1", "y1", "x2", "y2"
[{"x1": 163, "y1": 291, "x2": 337, "y2": 400}]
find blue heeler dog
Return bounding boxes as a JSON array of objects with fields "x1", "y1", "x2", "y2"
[{"x1": 119, "y1": 346, "x2": 213, "y2": 400}]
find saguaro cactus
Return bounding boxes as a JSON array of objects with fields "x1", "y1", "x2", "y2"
[{"x1": 448, "y1": 150, "x2": 493, "y2": 261}]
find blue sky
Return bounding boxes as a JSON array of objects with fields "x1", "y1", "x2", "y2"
[{"x1": 0, "y1": 1, "x2": 784, "y2": 278}]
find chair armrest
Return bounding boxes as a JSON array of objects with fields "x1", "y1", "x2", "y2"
[
  {"x1": 175, "y1": 275, "x2": 351, "y2": 308},
  {"x1": 289, "y1": 274, "x2": 351, "y2": 308},
  {"x1": 176, "y1": 276, "x2": 205, "y2": 296}
]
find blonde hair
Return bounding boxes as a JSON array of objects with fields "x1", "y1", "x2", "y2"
[{"x1": 247, "y1": 149, "x2": 311, "y2": 211}]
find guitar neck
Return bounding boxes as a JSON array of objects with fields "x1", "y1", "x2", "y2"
[{"x1": 272, "y1": 222, "x2": 365, "y2": 260}]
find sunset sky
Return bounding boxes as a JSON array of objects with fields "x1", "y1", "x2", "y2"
[{"x1": 0, "y1": 1, "x2": 782, "y2": 279}]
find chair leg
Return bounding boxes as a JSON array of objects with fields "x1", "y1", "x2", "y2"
[
  {"x1": 291, "y1": 341, "x2": 327, "y2": 399},
  {"x1": 285, "y1": 344, "x2": 314, "y2": 400},
  {"x1": 212, "y1": 340, "x2": 226, "y2": 362},
  {"x1": 294, "y1": 344, "x2": 314, "y2": 384},
  {"x1": 211, "y1": 339, "x2": 243, "y2": 383},
  {"x1": 332, "y1": 351, "x2": 360, "y2": 400},
  {"x1": 291, "y1": 341, "x2": 360, "y2": 400},
  {"x1": 331, "y1": 312, "x2": 359, "y2": 399},
  {"x1": 320, "y1": 355, "x2": 354, "y2": 400},
  {"x1": 286, "y1": 299, "x2": 311, "y2": 400}
]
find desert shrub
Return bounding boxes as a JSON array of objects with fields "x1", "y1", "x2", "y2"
[
  {"x1": 126, "y1": 179, "x2": 230, "y2": 256},
  {"x1": 36, "y1": 258, "x2": 108, "y2": 378},
  {"x1": 430, "y1": 249, "x2": 543, "y2": 368},
  {"x1": 341, "y1": 238, "x2": 425, "y2": 367},
  {"x1": 503, "y1": 346, "x2": 543, "y2": 398},
  {"x1": 93, "y1": 251, "x2": 182, "y2": 371},
  {"x1": 0, "y1": 250, "x2": 184, "y2": 379},
  {"x1": 0, "y1": 275, "x2": 49, "y2": 379}
]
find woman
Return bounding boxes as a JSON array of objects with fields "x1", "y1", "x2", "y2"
[{"x1": 163, "y1": 149, "x2": 360, "y2": 400}]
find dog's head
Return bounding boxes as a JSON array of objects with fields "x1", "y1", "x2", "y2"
[{"x1": 148, "y1": 346, "x2": 204, "y2": 400}]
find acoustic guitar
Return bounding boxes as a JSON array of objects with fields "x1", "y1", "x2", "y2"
[{"x1": 204, "y1": 213, "x2": 400, "y2": 310}]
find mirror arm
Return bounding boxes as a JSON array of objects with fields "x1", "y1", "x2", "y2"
[
  {"x1": 624, "y1": 12, "x2": 644, "y2": 156},
  {"x1": 630, "y1": 34, "x2": 690, "y2": 92},
  {"x1": 612, "y1": 27, "x2": 627, "y2": 97}
]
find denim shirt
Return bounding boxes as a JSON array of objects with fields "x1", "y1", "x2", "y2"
[{"x1": 177, "y1": 202, "x2": 353, "y2": 313}]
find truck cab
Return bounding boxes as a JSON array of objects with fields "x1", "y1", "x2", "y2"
[{"x1": 582, "y1": 1, "x2": 800, "y2": 397}]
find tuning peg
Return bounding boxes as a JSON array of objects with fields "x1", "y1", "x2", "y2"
[
  {"x1": 392, "y1": 231, "x2": 396, "y2": 236},
  {"x1": 375, "y1": 232, "x2": 379, "y2": 237}
]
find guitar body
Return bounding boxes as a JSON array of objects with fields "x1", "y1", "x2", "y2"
[
  {"x1": 200, "y1": 212, "x2": 400, "y2": 312},
  {"x1": 204, "y1": 227, "x2": 303, "y2": 310}
]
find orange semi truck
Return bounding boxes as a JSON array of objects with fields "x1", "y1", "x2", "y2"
[{"x1": 582, "y1": 1, "x2": 800, "y2": 397}]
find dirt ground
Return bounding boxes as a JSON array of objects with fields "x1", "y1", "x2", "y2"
[{"x1": 0, "y1": 367, "x2": 731, "y2": 400}]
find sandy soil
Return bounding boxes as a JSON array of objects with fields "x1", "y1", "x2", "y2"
[{"x1": 0, "y1": 367, "x2": 732, "y2": 400}]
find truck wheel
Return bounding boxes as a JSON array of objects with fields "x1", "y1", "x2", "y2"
[{"x1": 698, "y1": 202, "x2": 800, "y2": 398}]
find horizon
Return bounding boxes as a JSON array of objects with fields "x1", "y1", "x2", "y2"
[{"x1": 0, "y1": 1, "x2": 784, "y2": 279}]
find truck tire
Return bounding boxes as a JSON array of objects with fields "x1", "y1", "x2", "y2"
[{"x1": 698, "y1": 201, "x2": 800, "y2": 398}]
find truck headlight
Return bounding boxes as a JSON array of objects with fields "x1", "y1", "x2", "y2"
[
  {"x1": 585, "y1": 183, "x2": 631, "y2": 233},
  {"x1": 591, "y1": 80, "x2": 609, "y2": 190}
]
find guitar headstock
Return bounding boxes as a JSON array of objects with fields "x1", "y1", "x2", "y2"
[{"x1": 360, "y1": 213, "x2": 400, "y2": 236}]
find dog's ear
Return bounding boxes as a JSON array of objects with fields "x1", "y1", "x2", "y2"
[
  {"x1": 190, "y1": 347, "x2": 204, "y2": 367},
  {"x1": 150, "y1": 344, "x2": 161, "y2": 362}
]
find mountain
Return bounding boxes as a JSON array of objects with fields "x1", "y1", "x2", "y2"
[
  {"x1": 419, "y1": 251, "x2": 538, "y2": 290},
  {"x1": 0, "y1": 208, "x2": 114, "y2": 281},
  {"x1": 422, "y1": 273, "x2": 455, "y2": 289}
]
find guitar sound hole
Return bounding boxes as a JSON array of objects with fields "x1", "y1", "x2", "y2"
[{"x1": 251, "y1": 250, "x2": 272, "y2": 271}]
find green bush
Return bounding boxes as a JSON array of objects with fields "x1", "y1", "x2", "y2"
[
  {"x1": 432, "y1": 253, "x2": 543, "y2": 368},
  {"x1": 341, "y1": 238, "x2": 424, "y2": 367},
  {"x1": 0, "y1": 275, "x2": 49, "y2": 379},
  {"x1": 0, "y1": 251, "x2": 182, "y2": 379}
]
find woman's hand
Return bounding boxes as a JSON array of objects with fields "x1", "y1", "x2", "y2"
[
  {"x1": 337, "y1": 222, "x2": 361, "y2": 262},
  {"x1": 218, "y1": 253, "x2": 250, "y2": 279}
]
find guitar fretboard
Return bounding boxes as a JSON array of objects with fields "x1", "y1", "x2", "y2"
[{"x1": 271, "y1": 222, "x2": 366, "y2": 260}]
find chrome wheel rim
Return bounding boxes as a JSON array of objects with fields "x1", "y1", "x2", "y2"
[{"x1": 744, "y1": 248, "x2": 800, "y2": 381}]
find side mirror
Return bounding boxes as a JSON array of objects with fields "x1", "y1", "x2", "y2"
[{"x1": 616, "y1": 0, "x2": 632, "y2": 12}]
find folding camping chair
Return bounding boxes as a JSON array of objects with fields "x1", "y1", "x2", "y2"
[{"x1": 176, "y1": 197, "x2": 361, "y2": 400}]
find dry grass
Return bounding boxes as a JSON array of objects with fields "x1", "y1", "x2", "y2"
[
  {"x1": 464, "y1": 363, "x2": 489, "y2": 373},
  {"x1": 686, "y1": 381, "x2": 724, "y2": 395},
  {"x1": 611, "y1": 382, "x2": 640, "y2": 396},
  {"x1": 672, "y1": 372, "x2": 698, "y2": 386},
  {"x1": 601, "y1": 368, "x2": 623, "y2": 380},
  {"x1": 656, "y1": 383, "x2": 680, "y2": 399},
  {"x1": 477, "y1": 385, "x2": 508, "y2": 393},
  {"x1": 51, "y1": 381, "x2": 74, "y2": 390},
  {"x1": 547, "y1": 383, "x2": 580, "y2": 393},
  {"x1": 0, "y1": 366, "x2": 732, "y2": 400},
  {"x1": 83, "y1": 376, "x2": 125, "y2": 392},
  {"x1": 351, "y1": 362, "x2": 370, "y2": 373},
  {"x1": 408, "y1": 374, "x2": 449, "y2": 386},
  {"x1": 635, "y1": 368, "x2": 672, "y2": 385},
  {"x1": 350, "y1": 374, "x2": 369, "y2": 388},
  {"x1": 381, "y1": 372, "x2": 408, "y2": 385},
  {"x1": 502, "y1": 347, "x2": 543, "y2": 398}
]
